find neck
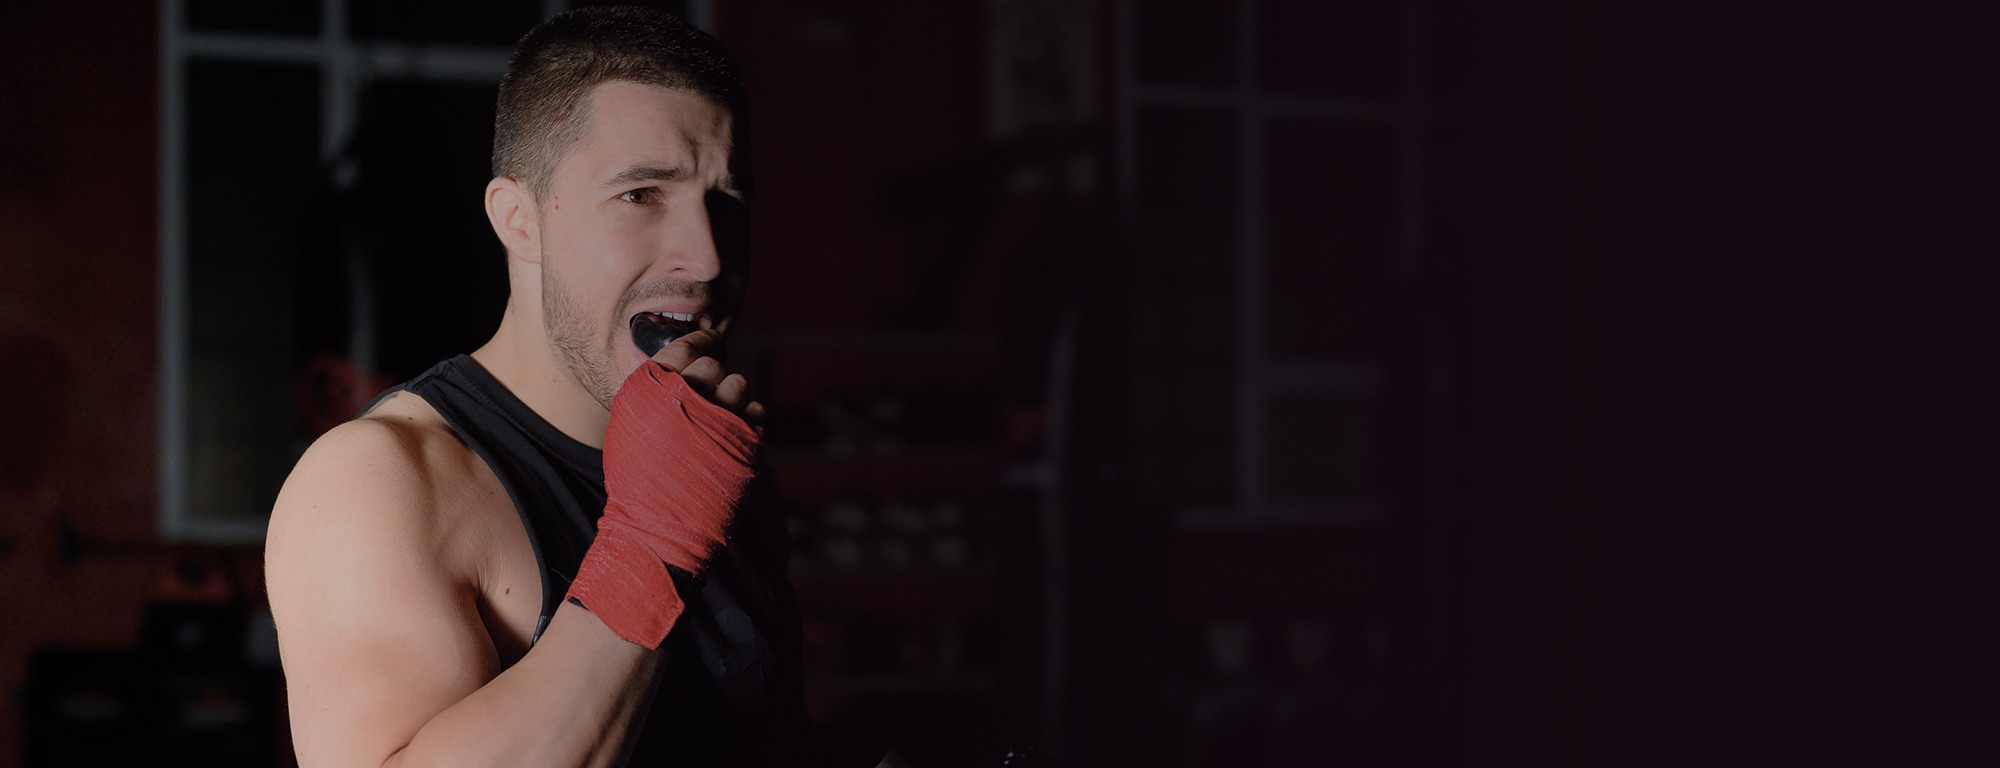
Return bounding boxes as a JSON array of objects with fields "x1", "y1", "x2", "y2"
[{"x1": 471, "y1": 299, "x2": 612, "y2": 450}]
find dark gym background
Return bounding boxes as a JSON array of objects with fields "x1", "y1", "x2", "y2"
[{"x1": 1, "y1": 1, "x2": 1989, "y2": 767}]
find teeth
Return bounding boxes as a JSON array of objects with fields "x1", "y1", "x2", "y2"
[{"x1": 659, "y1": 311, "x2": 696, "y2": 322}]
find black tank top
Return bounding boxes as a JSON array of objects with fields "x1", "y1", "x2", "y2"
[{"x1": 383, "y1": 355, "x2": 806, "y2": 766}]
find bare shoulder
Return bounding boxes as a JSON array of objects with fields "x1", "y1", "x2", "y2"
[
  {"x1": 265, "y1": 391, "x2": 518, "y2": 765},
  {"x1": 264, "y1": 388, "x2": 513, "y2": 615},
  {"x1": 268, "y1": 391, "x2": 476, "y2": 553}
]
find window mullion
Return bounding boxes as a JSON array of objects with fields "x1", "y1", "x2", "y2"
[
  {"x1": 321, "y1": 0, "x2": 356, "y2": 163},
  {"x1": 1236, "y1": 0, "x2": 1265, "y2": 518},
  {"x1": 158, "y1": 0, "x2": 190, "y2": 539}
]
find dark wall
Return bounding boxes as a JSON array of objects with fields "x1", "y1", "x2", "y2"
[
  {"x1": 0, "y1": 5, "x2": 201, "y2": 768},
  {"x1": 1411, "y1": 1, "x2": 1995, "y2": 765},
  {"x1": 723, "y1": 0, "x2": 990, "y2": 335},
  {"x1": 1392, "y1": 0, "x2": 1626, "y2": 761},
  {"x1": 1612, "y1": 3, "x2": 1992, "y2": 764},
  {"x1": 1, "y1": 2, "x2": 1986, "y2": 766}
]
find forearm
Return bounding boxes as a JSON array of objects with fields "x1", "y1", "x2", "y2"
[{"x1": 380, "y1": 602, "x2": 663, "y2": 768}]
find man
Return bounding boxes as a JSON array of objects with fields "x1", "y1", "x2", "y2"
[{"x1": 266, "y1": 8, "x2": 807, "y2": 766}]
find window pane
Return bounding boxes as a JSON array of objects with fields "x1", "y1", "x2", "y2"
[
  {"x1": 1135, "y1": 0, "x2": 1237, "y2": 88},
  {"x1": 1264, "y1": 120, "x2": 1395, "y2": 361},
  {"x1": 349, "y1": 0, "x2": 544, "y2": 46},
  {"x1": 187, "y1": 0, "x2": 320, "y2": 36},
  {"x1": 1264, "y1": 393, "x2": 1373, "y2": 502},
  {"x1": 1131, "y1": 106, "x2": 1239, "y2": 509},
  {"x1": 1258, "y1": 0, "x2": 1403, "y2": 101},
  {"x1": 344, "y1": 79, "x2": 510, "y2": 381},
  {"x1": 185, "y1": 61, "x2": 321, "y2": 525}
]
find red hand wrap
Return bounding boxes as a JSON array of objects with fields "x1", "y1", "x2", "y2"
[{"x1": 566, "y1": 361, "x2": 761, "y2": 649}]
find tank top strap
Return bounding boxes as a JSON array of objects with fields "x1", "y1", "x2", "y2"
[{"x1": 394, "y1": 355, "x2": 607, "y2": 644}]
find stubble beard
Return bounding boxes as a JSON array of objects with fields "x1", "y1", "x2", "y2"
[
  {"x1": 541, "y1": 239, "x2": 717, "y2": 412},
  {"x1": 542, "y1": 249, "x2": 623, "y2": 411}
]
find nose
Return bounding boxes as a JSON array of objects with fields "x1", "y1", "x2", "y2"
[{"x1": 652, "y1": 193, "x2": 723, "y2": 284}]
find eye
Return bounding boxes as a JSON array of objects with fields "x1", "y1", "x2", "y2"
[{"x1": 618, "y1": 188, "x2": 661, "y2": 205}]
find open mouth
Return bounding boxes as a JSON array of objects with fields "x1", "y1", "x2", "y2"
[{"x1": 630, "y1": 311, "x2": 697, "y2": 357}]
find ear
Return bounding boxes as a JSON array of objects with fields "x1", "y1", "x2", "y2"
[{"x1": 485, "y1": 177, "x2": 542, "y2": 265}]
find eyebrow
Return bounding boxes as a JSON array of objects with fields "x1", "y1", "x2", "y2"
[{"x1": 603, "y1": 164, "x2": 686, "y2": 187}]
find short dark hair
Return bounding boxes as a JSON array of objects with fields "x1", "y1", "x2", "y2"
[{"x1": 492, "y1": 6, "x2": 747, "y2": 200}]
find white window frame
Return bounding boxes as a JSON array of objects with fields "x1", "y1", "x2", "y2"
[
  {"x1": 156, "y1": 0, "x2": 717, "y2": 541},
  {"x1": 1115, "y1": 0, "x2": 1424, "y2": 530}
]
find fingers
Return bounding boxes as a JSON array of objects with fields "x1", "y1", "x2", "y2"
[
  {"x1": 642, "y1": 330, "x2": 760, "y2": 421},
  {"x1": 713, "y1": 373, "x2": 748, "y2": 409},
  {"x1": 649, "y1": 329, "x2": 724, "y2": 373},
  {"x1": 680, "y1": 357, "x2": 727, "y2": 391},
  {"x1": 685, "y1": 369, "x2": 757, "y2": 419}
]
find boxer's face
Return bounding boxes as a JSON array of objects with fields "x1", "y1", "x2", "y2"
[{"x1": 535, "y1": 81, "x2": 743, "y2": 408}]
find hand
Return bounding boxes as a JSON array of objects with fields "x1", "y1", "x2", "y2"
[
  {"x1": 601, "y1": 348, "x2": 762, "y2": 576},
  {"x1": 647, "y1": 328, "x2": 766, "y2": 426},
  {"x1": 569, "y1": 333, "x2": 764, "y2": 649}
]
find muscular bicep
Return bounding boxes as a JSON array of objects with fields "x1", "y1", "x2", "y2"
[{"x1": 267, "y1": 422, "x2": 502, "y2": 768}]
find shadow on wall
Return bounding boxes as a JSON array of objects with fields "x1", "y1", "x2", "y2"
[{"x1": 0, "y1": 336, "x2": 71, "y2": 500}]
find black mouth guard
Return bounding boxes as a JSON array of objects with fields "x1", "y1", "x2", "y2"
[{"x1": 630, "y1": 313, "x2": 691, "y2": 358}]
